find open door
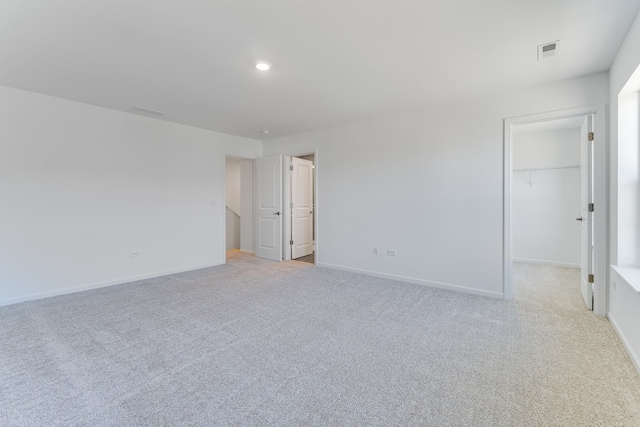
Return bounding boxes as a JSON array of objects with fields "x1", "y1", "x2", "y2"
[
  {"x1": 579, "y1": 116, "x2": 594, "y2": 310},
  {"x1": 255, "y1": 155, "x2": 282, "y2": 261},
  {"x1": 291, "y1": 157, "x2": 314, "y2": 259}
]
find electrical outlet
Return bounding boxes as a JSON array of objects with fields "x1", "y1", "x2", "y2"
[
  {"x1": 387, "y1": 250, "x2": 396, "y2": 256},
  {"x1": 130, "y1": 252, "x2": 140, "y2": 258},
  {"x1": 612, "y1": 280, "x2": 617, "y2": 290},
  {"x1": 373, "y1": 247, "x2": 379, "y2": 255}
]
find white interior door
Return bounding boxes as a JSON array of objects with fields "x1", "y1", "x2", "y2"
[
  {"x1": 255, "y1": 155, "x2": 282, "y2": 261},
  {"x1": 291, "y1": 157, "x2": 314, "y2": 259},
  {"x1": 579, "y1": 116, "x2": 594, "y2": 310}
]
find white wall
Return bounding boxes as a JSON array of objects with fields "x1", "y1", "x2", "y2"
[
  {"x1": 263, "y1": 72, "x2": 609, "y2": 298},
  {"x1": 0, "y1": 85, "x2": 261, "y2": 305},
  {"x1": 512, "y1": 128, "x2": 581, "y2": 267},
  {"x1": 512, "y1": 128, "x2": 581, "y2": 169},
  {"x1": 609, "y1": 268, "x2": 640, "y2": 373},
  {"x1": 240, "y1": 159, "x2": 254, "y2": 253},
  {"x1": 609, "y1": 8, "x2": 640, "y2": 372},
  {"x1": 225, "y1": 206, "x2": 241, "y2": 250},
  {"x1": 225, "y1": 158, "x2": 242, "y2": 215}
]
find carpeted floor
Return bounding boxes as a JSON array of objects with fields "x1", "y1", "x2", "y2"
[{"x1": 1, "y1": 254, "x2": 639, "y2": 426}]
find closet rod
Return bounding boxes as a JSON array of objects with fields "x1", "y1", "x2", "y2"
[{"x1": 513, "y1": 164, "x2": 580, "y2": 172}]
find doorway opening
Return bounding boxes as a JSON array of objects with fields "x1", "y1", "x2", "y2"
[
  {"x1": 504, "y1": 105, "x2": 607, "y2": 317},
  {"x1": 511, "y1": 117, "x2": 589, "y2": 308},
  {"x1": 224, "y1": 156, "x2": 255, "y2": 261},
  {"x1": 284, "y1": 153, "x2": 316, "y2": 263},
  {"x1": 254, "y1": 150, "x2": 318, "y2": 263}
]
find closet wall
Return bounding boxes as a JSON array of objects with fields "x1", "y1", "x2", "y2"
[{"x1": 512, "y1": 127, "x2": 582, "y2": 267}]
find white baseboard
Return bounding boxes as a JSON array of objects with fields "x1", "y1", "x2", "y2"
[
  {"x1": 0, "y1": 260, "x2": 224, "y2": 307},
  {"x1": 316, "y1": 262, "x2": 504, "y2": 299},
  {"x1": 239, "y1": 249, "x2": 254, "y2": 255},
  {"x1": 513, "y1": 258, "x2": 580, "y2": 269},
  {"x1": 608, "y1": 311, "x2": 640, "y2": 375}
]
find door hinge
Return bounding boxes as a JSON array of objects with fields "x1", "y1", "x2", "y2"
[
  {"x1": 290, "y1": 240, "x2": 293, "y2": 245},
  {"x1": 290, "y1": 202, "x2": 294, "y2": 208},
  {"x1": 588, "y1": 203, "x2": 594, "y2": 212},
  {"x1": 588, "y1": 132, "x2": 594, "y2": 141},
  {"x1": 290, "y1": 165, "x2": 294, "y2": 171},
  {"x1": 588, "y1": 274, "x2": 594, "y2": 283}
]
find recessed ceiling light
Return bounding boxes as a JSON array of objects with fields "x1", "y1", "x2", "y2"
[
  {"x1": 255, "y1": 61, "x2": 272, "y2": 71},
  {"x1": 261, "y1": 130, "x2": 270, "y2": 135}
]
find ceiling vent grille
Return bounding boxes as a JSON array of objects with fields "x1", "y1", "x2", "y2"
[
  {"x1": 538, "y1": 40, "x2": 561, "y2": 60},
  {"x1": 130, "y1": 106, "x2": 166, "y2": 117}
]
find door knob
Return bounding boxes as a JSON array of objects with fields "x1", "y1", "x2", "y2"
[
  {"x1": 273, "y1": 211, "x2": 281, "y2": 216},
  {"x1": 576, "y1": 217, "x2": 583, "y2": 222}
]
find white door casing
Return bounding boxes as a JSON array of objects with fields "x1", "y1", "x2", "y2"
[
  {"x1": 579, "y1": 116, "x2": 594, "y2": 310},
  {"x1": 291, "y1": 157, "x2": 314, "y2": 259},
  {"x1": 255, "y1": 155, "x2": 283, "y2": 261}
]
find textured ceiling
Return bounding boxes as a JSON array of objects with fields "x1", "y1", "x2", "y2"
[{"x1": 1, "y1": 0, "x2": 639, "y2": 140}]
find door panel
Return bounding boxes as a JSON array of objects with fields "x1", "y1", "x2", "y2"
[
  {"x1": 255, "y1": 155, "x2": 282, "y2": 261},
  {"x1": 259, "y1": 218, "x2": 278, "y2": 249},
  {"x1": 580, "y1": 116, "x2": 594, "y2": 310},
  {"x1": 260, "y1": 162, "x2": 277, "y2": 208},
  {"x1": 291, "y1": 157, "x2": 314, "y2": 259}
]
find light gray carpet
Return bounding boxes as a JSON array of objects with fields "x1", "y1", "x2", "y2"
[{"x1": 1, "y1": 255, "x2": 639, "y2": 426}]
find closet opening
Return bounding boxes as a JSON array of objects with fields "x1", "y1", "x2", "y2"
[
  {"x1": 503, "y1": 105, "x2": 607, "y2": 317},
  {"x1": 511, "y1": 117, "x2": 587, "y2": 306}
]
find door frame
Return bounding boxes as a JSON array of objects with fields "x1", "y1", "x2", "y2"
[
  {"x1": 289, "y1": 157, "x2": 315, "y2": 260},
  {"x1": 503, "y1": 104, "x2": 608, "y2": 317},
  {"x1": 283, "y1": 149, "x2": 318, "y2": 263},
  {"x1": 222, "y1": 153, "x2": 256, "y2": 264}
]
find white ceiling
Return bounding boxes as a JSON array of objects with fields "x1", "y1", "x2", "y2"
[{"x1": 1, "y1": 0, "x2": 639, "y2": 140}]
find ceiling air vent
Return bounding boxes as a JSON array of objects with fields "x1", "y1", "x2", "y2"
[
  {"x1": 130, "y1": 106, "x2": 166, "y2": 117},
  {"x1": 538, "y1": 40, "x2": 561, "y2": 60}
]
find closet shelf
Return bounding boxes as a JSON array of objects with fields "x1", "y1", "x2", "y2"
[
  {"x1": 513, "y1": 165, "x2": 580, "y2": 172},
  {"x1": 513, "y1": 165, "x2": 580, "y2": 186}
]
